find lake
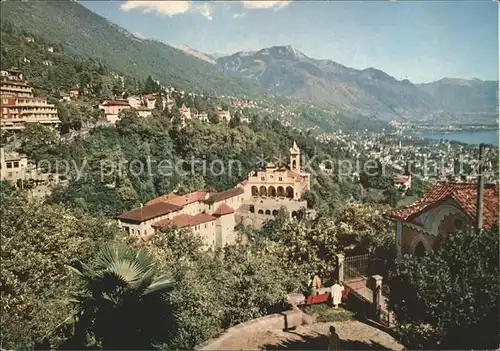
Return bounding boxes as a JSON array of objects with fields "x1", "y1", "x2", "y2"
[{"x1": 421, "y1": 130, "x2": 499, "y2": 147}]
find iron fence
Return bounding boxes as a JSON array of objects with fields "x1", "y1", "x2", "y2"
[{"x1": 344, "y1": 253, "x2": 369, "y2": 281}]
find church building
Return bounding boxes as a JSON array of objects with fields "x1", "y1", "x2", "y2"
[{"x1": 247, "y1": 141, "x2": 311, "y2": 199}]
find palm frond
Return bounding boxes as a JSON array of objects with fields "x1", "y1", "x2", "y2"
[{"x1": 144, "y1": 275, "x2": 175, "y2": 295}]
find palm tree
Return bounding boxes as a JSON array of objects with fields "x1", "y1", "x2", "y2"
[{"x1": 64, "y1": 244, "x2": 177, "y2": 349}]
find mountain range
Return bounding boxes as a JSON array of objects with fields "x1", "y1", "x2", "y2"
[
  {"x1": 1, "y1": 0, "x2": 497, "y2": 124},
  {"x1": 215, "y1": 46, "x2": 497, "y2": 122}
]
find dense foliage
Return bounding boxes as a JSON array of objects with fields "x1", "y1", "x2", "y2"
[
  {"x1": 0, "y1": 191, "x2": 119, "y2": 349},
  {"x1": 0, "y1": 4, "x2": 436, "y2": 349},
  {"x1": 388, "y1": 228, "x2": 499, "y2": 349},
  {"x1": 63, "y1": 244, "x2": 177, "y2": 349}
]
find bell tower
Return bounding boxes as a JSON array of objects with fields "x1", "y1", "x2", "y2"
[{"x1": 289, "y1": 141, "x2": 300, "y2": 173}]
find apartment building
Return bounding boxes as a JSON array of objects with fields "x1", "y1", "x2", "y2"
[
  {"x1": 0, "y1": 69, "x2": 24, "y2": 82},
  {"x1": 1, "y1": 80, "x2": 33, "y2": 98},
  {"x1": 0, "y1": 68, "x2": 60, "y2": 130},
  {"x1": 1, "y1": 95, "x2": 60, "y2": 130}
]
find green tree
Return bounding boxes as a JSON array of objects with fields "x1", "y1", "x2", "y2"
[
  {"x1": 153, "y1": 94, "x2": 164, "y2": 114},
  {"x1": 208, "y1": 110, "x2": 220, "y2": 124},
  {"x1": 388, "y1": 228, "x2": 499, "y2": 349},
  {"x1": 0, "y1": 193, "x2": 118, "y2": 349},
  {"x1": 383, "y1": 185, "x2": 401, "y2": 207},
  {"x1": 170, "y1": 106, "x2": 183, "y2": 132},
  {"x1": 229, "y1": 111, "x2": 241, "y2": 128},
  {"x1": 143, "y1": 75, "x2": 160, "y2": 94},
  {"x1": 65, "y1": 244, "x2": 178, "y2": 349},
  {"x1": 18, "y1": 123, "x2": 59, "y2": 162},
  {"x1": 406, "y1": 176, "x2": 429, "y2": 197},
  {"x1": 301, "y1": 190, "x2": 318, "y2": 209}
]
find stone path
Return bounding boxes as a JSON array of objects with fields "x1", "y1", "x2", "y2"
[{"x1": 213, "y1": 320, "x2": 403, "y2": 350}]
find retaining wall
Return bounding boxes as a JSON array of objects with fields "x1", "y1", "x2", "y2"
[{"x1": 195, "y1": 311, "x2": 301, "y2": 350}]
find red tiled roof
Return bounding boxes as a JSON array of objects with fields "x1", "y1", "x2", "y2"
[
  {"x1": 146, "y1": 193, "x2": 180, "y2": 206},
  {"x1": 389, "y1": 182, "x2": 499, "y2": 232},
  {"x1": 143, "y1": 94, "x2": 156, "y2": 100},
  {"x1": 166, "y1": 191, "x2": 207, "y2": 206},
  {"x1": 116, "y1": 202, "x2": 182, "y2": 222},
  {"x1": 102, "y1": 100, "x2": 130, "y2": 106},
  {"x1": 213, "y1": 203, "x2": 234, "y2": 216},
  {"x1": 205, "y1": 187, "x2": 244, "y2": 204},
  {"x1": 395, "y1": 176, "x2": 410, "y2": 184},
  {"x1": 146, "y1": 191, "x2": 208, "y2": 207},
  {"x1": 152, "y1": 213, "x2": 216, "y2": 229},
  {"x1": 239, "y1": 179, "x2": 249, "y2": 186}
]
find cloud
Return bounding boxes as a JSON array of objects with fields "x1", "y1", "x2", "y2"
[
  {"x1": 241, "y1": 1, "x2": 290, "y2": 10},
  {"x1": 192, "y1": 2, "x2": 213, "y2": 20},
  {"x1": 120, "y1": 1, "x2": 212, "y2": 19},
  {"x1": 120, "y1": 1, "x2": 189, "y2": 16}
]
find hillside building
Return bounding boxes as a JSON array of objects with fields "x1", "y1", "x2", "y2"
[
  {"x1": 127, "y1": 95, "x2": 142, "y2": 109},
  {"x1": 388, "y1": 182, "x2": 499, "y2": 257},
  {"x1": 69, "y1": 86, "x2": 79, "y2": 100},
  {"x1": 136, "y1": 107, "x2": 153, "y2": 118},
  {"x1": 1, "y1": 80, "x2": 33, "y2": 98},
  {"x1": 247, "y1": 141, "x2": 311, "y2": 199},
  {"x1": 98, "y1": 99, "x2": 131, "y2": 123},
  {"x1": 116, "y1": 141, "x2": 312, "y2": 249},
  {"x1": 0, "y1": 69, "x2": 60, "y2": 130},
  {"x1": 216, "y1": 109, "x2": 231, "y2": 123},
  {"x1": 0, "y1": 69, "x2": 24, "y2": 82},
  {"x1": 1, "y1": 95, "x2": 60, "y2": 130}
]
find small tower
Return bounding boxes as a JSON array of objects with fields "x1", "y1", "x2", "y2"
[{"x1": 289, "y1": 141, "x2": 300, "y2": 173}]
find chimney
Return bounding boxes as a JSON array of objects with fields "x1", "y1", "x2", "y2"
[{"x1": 476, "y1": 143, "x2": 485, "y2": 231}]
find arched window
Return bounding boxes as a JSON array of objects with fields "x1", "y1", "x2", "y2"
[
  {"x1": 268, "y1": 186, "x2": 276, "y2": 197},
  {"x1": 272, "y1": 210, "x2": 278, "y2": 216},
  {"x1": 286, "y1": 186, "x2": 294, "y2": 199},
  {"x1": 265, "y1": 210, "x2": 271, "y2": 215},
  {"x1": 251, "y1": 186, "x2": 258, "y2": 196},
  {"x1": 454, "y1": 218, "x2": 463, "y2": 231},
  {"x1": 249, "y1": 205, "x2": 255, "y2": 213},
  {"x1": 414, "y1": 242, "x2": 426, "y2": 257},
  {"x1": 277, "y1": 186, "x2": 285, "y2": 197},
  {"x1": 259, "y1": 186, "x2": 267, "y2": 197},
  {"x1": 258, "y1": 209, "x2": 264, "y2": 214}
]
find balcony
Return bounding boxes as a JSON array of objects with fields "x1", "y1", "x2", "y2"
[
  {"x1": 20, "y1": 109, "x2": 58, "y2": 115},
  {"x1": 0, "y1": 85, "x2": 32, "y2": 93},
  {"x1": 1, "y1": 116, "x2": 60, "y2": 125}
]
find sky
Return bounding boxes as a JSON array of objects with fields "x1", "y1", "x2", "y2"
[{"x1": 81, "y1": 0, "x2": 498, "y2": 83}]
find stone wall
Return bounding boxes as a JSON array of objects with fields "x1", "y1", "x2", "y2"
[
  {"x1": 195, "y1": 312, "x2": 301, "y2": 350},
  {"x1": 401, "y1": 225, "x2": 437, "y2": 254}
]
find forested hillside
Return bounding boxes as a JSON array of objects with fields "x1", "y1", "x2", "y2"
[
  {"x1": 0, "y1": 0, "x2": 266, "y2": 98},
  {"x1": 0, "y1": 19, "x2": 124, "y2": 99}
]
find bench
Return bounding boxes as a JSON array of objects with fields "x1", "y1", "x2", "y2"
[{"x1": 304, "y1": 292, "x2": 330, "y2": 305}]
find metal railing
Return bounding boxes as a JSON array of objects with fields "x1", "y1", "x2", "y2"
[{"x1": 344, "y1": 253, "x2": 369, "y2": 281}]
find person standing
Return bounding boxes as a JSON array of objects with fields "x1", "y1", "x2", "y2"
[
  {"x1": 331, "y1": 283, "x2": 345, "y2": 309},
  {"x1": 328, "y1": 325, "x2": 340, "y2": 351}
]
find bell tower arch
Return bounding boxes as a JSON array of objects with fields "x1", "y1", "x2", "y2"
[{"x1": 289, "y1": 141, "x2": 300, "y2": 173}]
